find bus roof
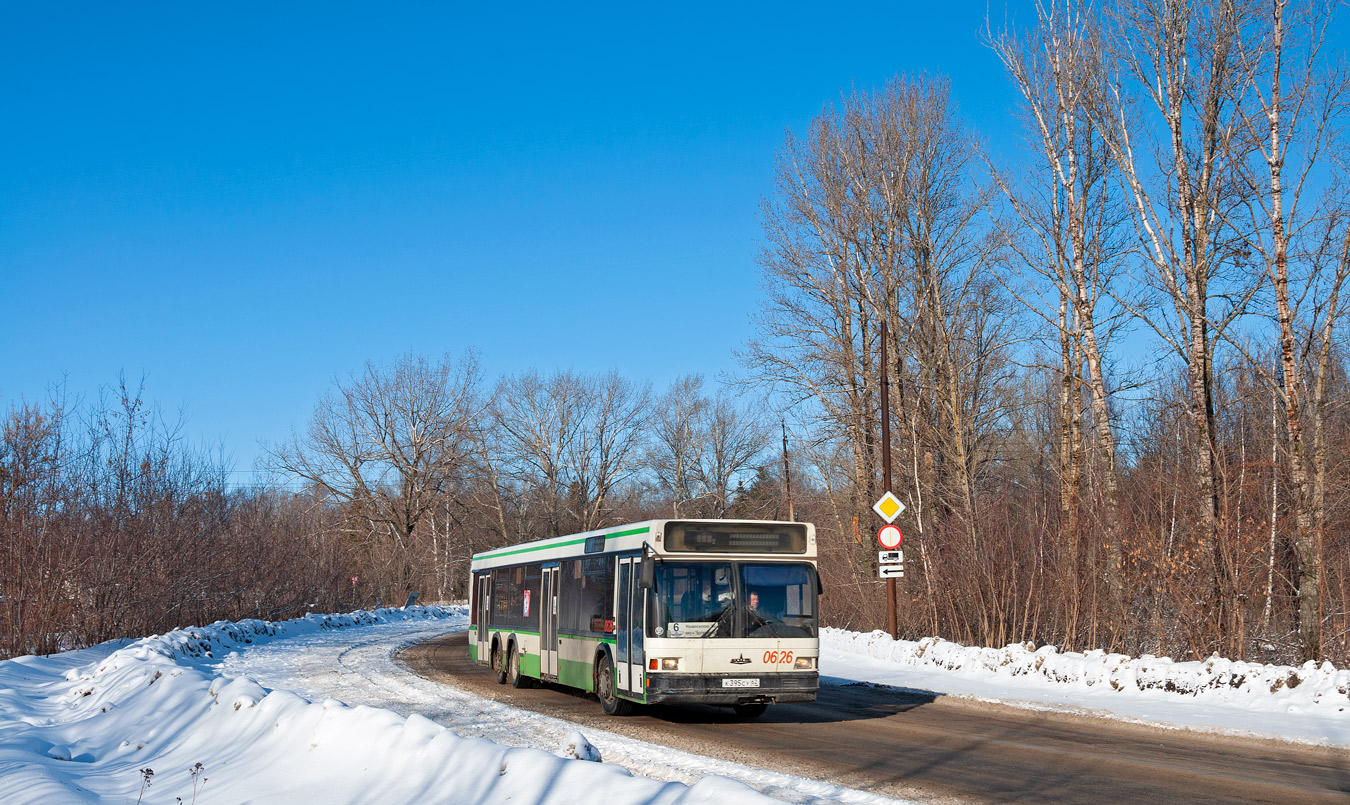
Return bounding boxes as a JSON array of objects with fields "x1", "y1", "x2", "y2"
[{"x1": 470, "y1": 519, "x2": 816, "y2": 569}]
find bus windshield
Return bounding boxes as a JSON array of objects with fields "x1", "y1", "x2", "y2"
[{"x1": 650, "y1": 561, "x2": 818, "y2": 639}]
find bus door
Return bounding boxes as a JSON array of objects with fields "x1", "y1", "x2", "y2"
[
  {"x1": 615, "y1": 556, "x2": 645, "y2": 697},
  {"x1": 476, "y1": 571, "x2": 491, "y2": 663},
  {"x1": 541, "y1": 564, "x2": 560, "y2": 678}
]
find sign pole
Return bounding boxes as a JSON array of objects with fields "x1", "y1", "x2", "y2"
[{"x1": 880, "y1": 320, "x2": 897, "y2": 639}]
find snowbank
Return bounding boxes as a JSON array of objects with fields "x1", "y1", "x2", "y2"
[
  {"x1": 824, "y1": 628, "x2": 1350, "y2": 719},
  {"x1": 0, "y1": 607, "x2": 775, "y2": 804},
  {"x1": 13, "y1": 608, "x2": 1343, "y2": 804}
]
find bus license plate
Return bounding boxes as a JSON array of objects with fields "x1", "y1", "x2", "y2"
[{"x1": 722, "y1": 678, "x2": 760, "y2": 688}]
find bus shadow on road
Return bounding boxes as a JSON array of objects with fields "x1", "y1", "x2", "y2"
[
  {"x1": 523, "y1": 677, "x2": 939, "y2": 725},
  {"x1": 621, "y1": 680, "x2": 942, "y2": 726}
]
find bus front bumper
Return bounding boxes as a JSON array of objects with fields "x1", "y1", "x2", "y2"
[{"x1": 642, "y1": 671, "x2": 818, "y2": 705}]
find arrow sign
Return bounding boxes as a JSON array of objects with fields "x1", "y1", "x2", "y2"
[{"x1": 878, "y1": 565, "x2": 905, "y2": 579}]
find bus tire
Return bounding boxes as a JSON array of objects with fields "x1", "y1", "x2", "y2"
[
  {"x1": 491, "y1": 640, "x2": 507, "y2": 685},
  {"x1": 595, "y1": 654, "x2": 632, "y2": 716},
  {"x1": 733, "y1": 702, "x2": 768, "y2": 718},
  {"x1": 508, "y1": 642, "x2": 533, "y2": 688}
]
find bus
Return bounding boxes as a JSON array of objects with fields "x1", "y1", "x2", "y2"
[{"x1": 468, "y1": 519, "x2": 820, "y2": 717}]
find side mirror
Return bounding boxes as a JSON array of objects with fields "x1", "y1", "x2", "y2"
[{"x1": 639, "y1": 559, "x2": 655, "y2": 589}]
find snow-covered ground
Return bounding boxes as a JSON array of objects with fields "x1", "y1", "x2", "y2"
[
  {"x1": 213, "y1": 614, "x2": 898, "y2": 805},
  {"x1": 823, "y1": 629, "x2": 1350, "y2": 746},
  {"x1": 0, "y1": 608, "x2": 793, "y2": 804},
  {"x1": 1, "y1": 608, "x2": 1347, "y2": 804}
]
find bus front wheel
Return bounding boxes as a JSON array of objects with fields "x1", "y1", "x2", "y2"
[{"x1": 595, "y1": 656, "x2": 632, "y2": 716}]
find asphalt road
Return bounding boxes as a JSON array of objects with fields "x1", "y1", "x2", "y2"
[{"x1": 398, "y1": 631, "x2": 1350, "y2": 804}]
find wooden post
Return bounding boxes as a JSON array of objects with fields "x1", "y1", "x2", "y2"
[
  {"x1": 881, "y1": 321, "x2": 897, "y2": 639},
  {"x1": 782, "y1": 420, "x2": 795, "y2": 521}
]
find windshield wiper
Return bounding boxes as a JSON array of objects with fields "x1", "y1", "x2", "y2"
[{"x1": 702, "y1": 605, "x2": 735, "y2": 638}]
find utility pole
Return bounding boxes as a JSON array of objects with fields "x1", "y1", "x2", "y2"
[
  {"x1": 881, "y1": 320, "x2": 897, "y2": 639},
  {"x1": 782, "y1": 420, "x2": 795, "y2": 521}
]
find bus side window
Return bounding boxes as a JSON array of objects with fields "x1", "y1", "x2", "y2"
[
  {"x1": 631, "y1": 560, "x2": 644, "y2": 661},
  {"x1": 469, "y1": 573, "x2": 477, "y2": 625},
  {"x1": 559, "y1": 559, "x2": 581, "y2": 632},
  {"x1": 616, "y1": 563, "x2": 630, "y2": 662},
  {"x1": 580, "y1": 556, "x2": 615, "y2": 633},
  {"x1": 524, "y1": 564, "x2": 542, "y2": 621}
]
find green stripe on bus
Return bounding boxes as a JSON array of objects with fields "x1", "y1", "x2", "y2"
[
  {"x1": 552, "y1": 657, "x2": 646, "y2": 702},
  {"x1": 558, "y1": 657, "x2": 594, "y2": 691},
  {"x1": 521, "y1": 651, "x2": 541, "y2": 679},
  {"x1": 485, "y1": 628, "x2": 610, "y2": 641},
  {"x1": 476, "y1": 537, "x2": 589, "y2": 561},
  {"x1": 556, "y1": 632, "x2": 618, "y2": 642},
  {"x1": 605, "y1": 526, "x2": 651, "y2": 539},
  {"x1": 475, "y1": 525, "x2": 652, "y2": 561}
]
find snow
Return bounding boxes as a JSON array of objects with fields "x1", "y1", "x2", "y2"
[
  {"x1": 0, "y1": 609, "x2": 783, "y2": 804},
  {"x1": 822, "y1": 629, "x2": 1350, "y2": 746},
  {"x1": 1, "y1": 608, "x2": 1346, "y2": 804},
  {"x1": 209, "y1": 611, "x2": 897, "y2": 804}
]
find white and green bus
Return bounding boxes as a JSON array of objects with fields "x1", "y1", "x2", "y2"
[{"x1": 468, "y1": 519, "x2": 820, "y2": 717}]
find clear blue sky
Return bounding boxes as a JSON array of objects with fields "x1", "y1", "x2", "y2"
[{"x1": 2, "y1": 2, "x2": 1035, "y2": 477}]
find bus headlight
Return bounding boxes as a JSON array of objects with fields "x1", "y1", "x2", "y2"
[
  {"x1": 648, "y1": 658, "x2": 680, "y2": 671},
  {"x1": 794, "y1": 656, "x2": 816, "y2": 670}
]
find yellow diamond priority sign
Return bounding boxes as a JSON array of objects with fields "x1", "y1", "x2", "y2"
[{"x1": 872, "y1": 491, "x2": 906, "y2": 523}]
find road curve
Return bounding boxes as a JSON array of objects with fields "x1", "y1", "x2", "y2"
[{"x1": 398, "y1": 632, "x2": 1350, "y2": 804}]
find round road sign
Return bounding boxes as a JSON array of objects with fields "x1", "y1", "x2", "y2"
[{"x1": 877, "y1": 524, "x2": 903, "y2": 549}]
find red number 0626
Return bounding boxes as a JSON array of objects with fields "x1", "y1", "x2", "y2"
[{"x1": 762, "y1": 650, "x2": 794, "y2": 664}]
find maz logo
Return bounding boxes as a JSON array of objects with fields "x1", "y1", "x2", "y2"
[{"x1": 729, "y1": 654, "x2": 751, "y2": 665}]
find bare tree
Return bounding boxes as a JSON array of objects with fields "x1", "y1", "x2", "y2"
[
  {"x1": 492, "y1": 370, "x2": 650, "y2": 536},
  {"x1": 648, "y1": 375, "x2": 711, "y2": 516},
  {"x1": 0, "y1": 396, "x2": 75, "y2": 657},
  {"x1": 747, "y1": 97, "x2": 881, "y2": 513},
  {"x1": 1229, "y1": 0, "x2": 1348, "y2": 660},
  {"x1": 264, "y1": 351, "x2": 481, "y2": 592},
  {"x1": 491, "y1": 370, "x2": 585, "y2": 537},
  {"x1": 565, "y1": 371, "x2": 651, "y2": 531},
  {"x1": 648, "y1": 375, "x2": 770, "y2": 517},
  {"x1": 749, "y1": 75, "x2": 1016, "y2": 638},
  {"x1": 989, "y1": 0, "x2": 1133, "y2": 640},
  {"x1": 1099, "y1": 0, "x2": 1265, "y2": 654},
  {"x1": 697, "y1": 393, "x2": 772, "y2": 517}
]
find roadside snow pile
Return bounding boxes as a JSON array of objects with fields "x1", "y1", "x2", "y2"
[
  {"x1": 824, "y1": 628, "x2": 1350, "y2": 717},
  {"x1": 555, "y1": 731, "x2": 603, "y2": 762},
  {"x1": 94, "y1": 605, "x2": 464, "y2": 666},
  {"x1": 0, "y1": 608, "x2": 775, "y2": 804}
]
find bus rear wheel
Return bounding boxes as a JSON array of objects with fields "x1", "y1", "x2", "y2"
[
  {"x1": 491, "y1": 642, "x2": 507, "y2": 684},
  {"x1": 733, "y1": 702, "x2": 768, "y2": 718},
  {"x1": 508, "y1": 643, "x2": 533, "y2": 688},
  {"x1": 595, "y1": 656, "x2": 632, "y2": 716}
]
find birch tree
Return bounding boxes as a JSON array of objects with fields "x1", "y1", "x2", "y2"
[
  {"x1": 648, "y1": 375, "x2": 770, "y2": 518},
  {"x1": 492, "y1": 370, "x2": 649, "y2": 536},
  {"x1": 1231, "y1": 0, "x2": 1347, "y2": 660},
  {"x1": 1100, "y1": 0, "x2": 1265, "y2": 653},
  {"x1": 989, "y1": 0, "x2": 1132, "y2": 639},
  {"x1": 749, "y1": 76, "x2": 1014, "y2": 636}
]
